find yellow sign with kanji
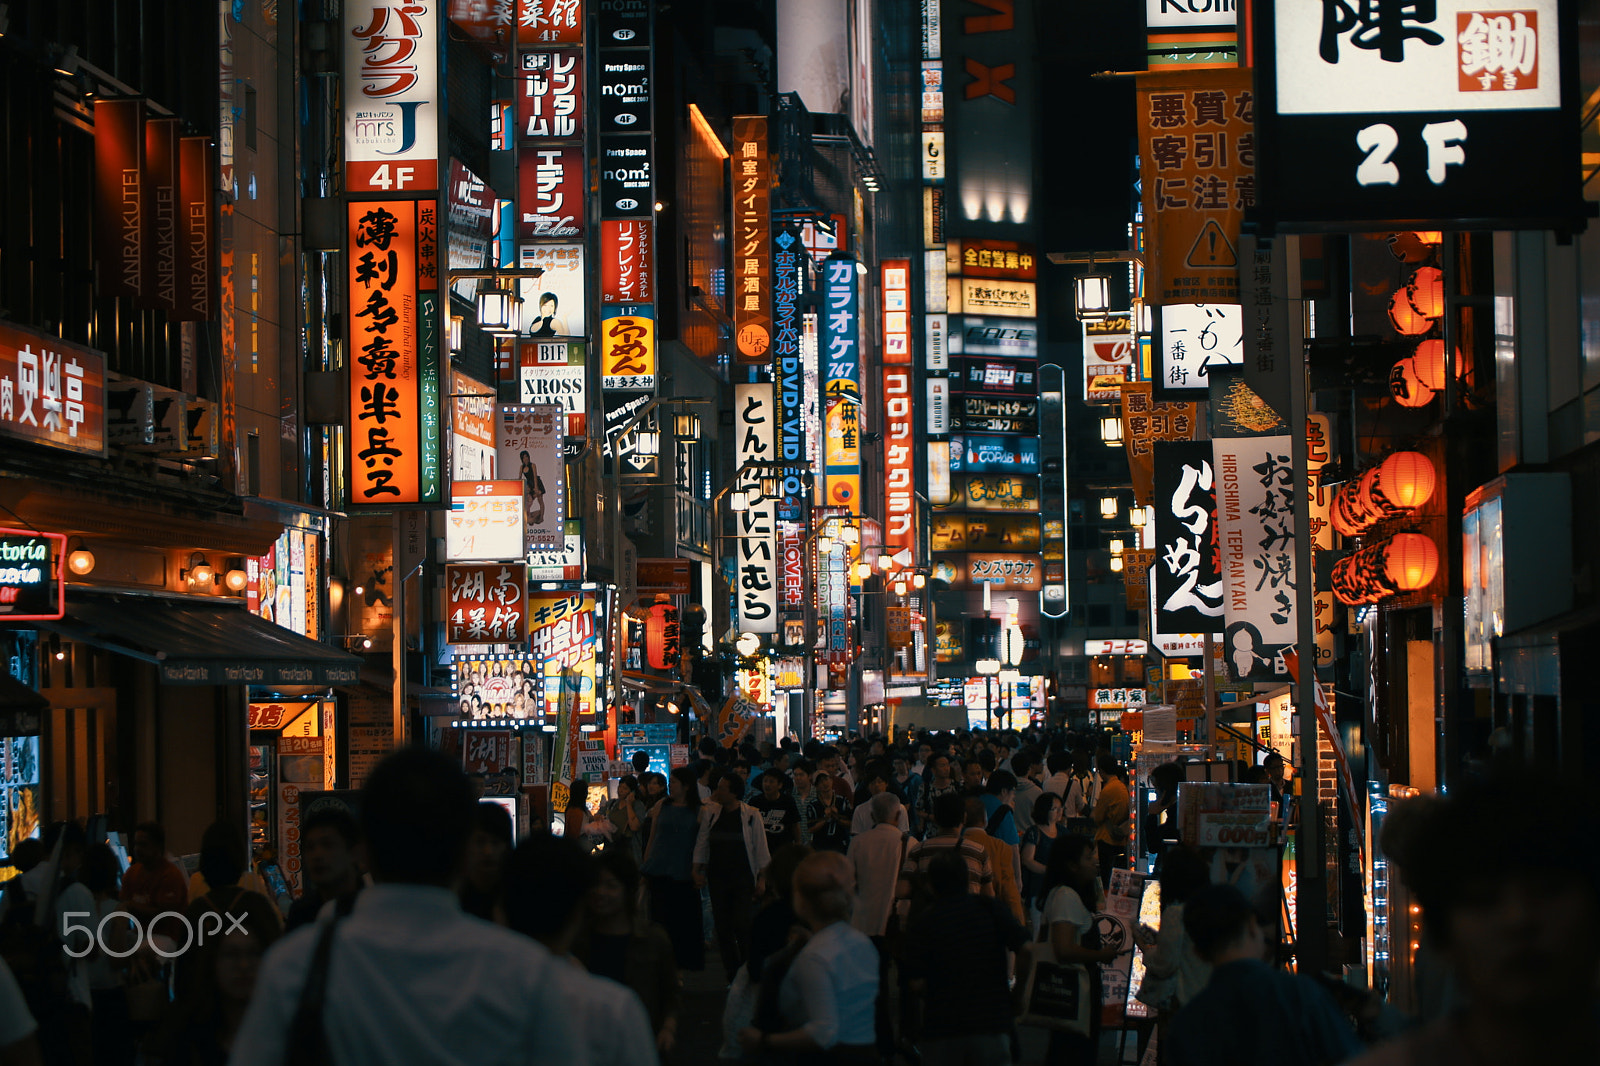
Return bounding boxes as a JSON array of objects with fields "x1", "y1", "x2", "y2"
[
  {"x1": 1119, "y1": 382, "x2": 1199, "y2": 506},
  {"x1": 1137, "y1": 68, "x2": 1254, "y2": 306}
]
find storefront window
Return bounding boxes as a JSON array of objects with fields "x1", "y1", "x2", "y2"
[{"x1": 248, "y1": 528, "x2": 321, "y2": 638}]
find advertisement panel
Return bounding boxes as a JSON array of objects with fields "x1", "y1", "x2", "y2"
[
  {"x1": 516, "y1": 242, "x2": 586, "y2": 339},
  {"x1": 517, "y1": 146, "x2": 584, "y2": 239},
  {"x1": 450, "y1": 369, "x2": 497, "y2": 481},
  {"x1": 1121, "y1": 382, "x2": 1200, "y2": 505},
  {"x1": 1213, "y1": 435, "x2": 1298, "y2": 648},
  {"x1": 1084, "y1": 316, "x2": 1137, "y2": 402},
  {"x1": 932, "y1": 553, "x2": 1042, "y2": 591},
  {"x1": 447, "y1": 160, "x2": 495, "y2": 300},
  {"x1": 343, "y1": 0, "x2": 440, "y2": 193},
  {"x1": 1152, "y1": 441, "x2": 1224, "y2": 634},
  {"x1": 953, "y1": 278, "x2": 1037, "y2": 317},
  {"x1": 143, "y1": 117, "x2": 180, "y2": 314},
  {"x1": 0, "y1": 325, "x2": 106, "y2": 457},
  {"x1": 925, "y1": 313, "x2": 948, "y2": 369},
  {"x1": 446, "y1": 481, "x2": 525, "y2": 561},
  {"x1": 1136, "y1": 67, "x2": 1253, "y2": 304},
  {"x1": 598, "y1": 53, "x2": 651, "y2": 131},
  {"x1": 598, "y1": 134, "x2": 653, "y2": 217},
  {"x1": 880, "y1": 259, "x2": 912, "y2": 365},
  {"x1": 773, "y1": 227, "x2": 806, "y2": 522},
  {"x1": 347, "y1": 201, "x2": 443, "y2": 507},
  {"x1": 734, "y1": 382, "x2": 779, "y2": 633},
  {"x1": 882, "y1": 367, "x2": 916, "y2": 559},
  {"x1": 952, "y1": 316, "x2": 1037, "y2": 358},
  {"x1": 527, "y1": 521, "x2": 585, "y2": 581},
  {"x1": 947, "y1": 238, "x2": 1038, "y2": 279},
  {"x1": 600, "y1": 305, "x2": 656, "y2": 391},
  {"x1": 599, "y1": 220, "x2": 653, "y2": 304},
  {"x1": 962, "y1": 434, "x2": 1040, "y2": 474},
  {"x1": 822, "y1": 257, "x2": 862, "y2": 514},
  {"x1": 93, "y1": 99, "x2": 146, "y2": 302},
  {"x1": 927, "y1": 377, "x2": 950, "y2": 435},
  {"x1": 454, "y1": 652, "x2": 545, "y2": 721},
  {"x1": 526, "y1": 591, "x2": 599, "y2": 732},
  {"x1": 517, "y1": 339, "x2": 586, "y2": 435},
  {"x1": 1255, "y1": 0, "x2": 1580, "y2": 230},
  {"x1": 176, "y1": 137, "x2": 218, "y2": 322},
  {"x1": 496, "y1": 404, "x2": 566, "y2": 550},
  {"x1": 930, "y1": 513, "x2": 1041, "y2": 553},
  {"x1": 518, "y1": 49, "x2": 583, "y2": 140},
  {"x1": 731, "y1": 117, "x2": 773, "y2": 364},
  {"x1": 961, "y1": 358, "x2": 1039, "y2": 395},
  {"x1": 517, "y1": 0, "x2": 582, "y2": 44},
  {"x1": 445, "y1": 563, "x2": 529, "y2": 644},
  {"x1": 953, "y1": 474, "x2": 1040, "y2": 513},
  {"x1": 0, "y1": 530, "x2": 64, "y2": 621},
  {"x1": 1158, "y1": 304, "x2": 1243, "y2": 394}
]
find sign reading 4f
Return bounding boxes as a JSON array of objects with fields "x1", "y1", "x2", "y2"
[{"x1": 1254, "y1": 0, "x2": 1582, "y2": 232}]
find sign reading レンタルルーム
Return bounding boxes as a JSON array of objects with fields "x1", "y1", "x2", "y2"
[
  {"x1": 1254, "y1": 0, "x2": 1583, "y2": 231},
  {"x1": 1137, "y1": 67, "x2": 1254, "y2": 305}
]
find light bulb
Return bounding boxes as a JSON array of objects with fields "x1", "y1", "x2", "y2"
[
  {"x1": 225, "y1": 569, "x2": 248, "y2": 591},
  {"x1": 67, "y1": 549, "x2": 95, "y2": 576}
]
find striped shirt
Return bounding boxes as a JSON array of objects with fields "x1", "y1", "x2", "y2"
[{"x1": 901, "y1": 830, "x2": 994, "y2": 895}]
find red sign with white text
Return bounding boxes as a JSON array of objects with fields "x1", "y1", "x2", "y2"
[
  {"x1": 882, "y1": 367, "x2": 916, "y2": 562},
  {"x1": 517, "y1": 0, "x2": 582, "y2": 44},
  {"x1": 600, "y1": 220, "x2": 654, "y2": 304},
  {"x1": 445, "y1": 563, "x2": 529, "y2": 645},
  {"x1": 881, "y1": 259, "x2": 911, "y2": 365},
  {"x1": 517, "y1": 145, "x2": 585, "y2": 239}
]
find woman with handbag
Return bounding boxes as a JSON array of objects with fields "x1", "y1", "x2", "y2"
[
  {"x1": 641, "y1": 766, "x2": 706, "y2": 971},
  {"x1": 1033, "y1": 834, "x2": 1119, "y2": 1066}
]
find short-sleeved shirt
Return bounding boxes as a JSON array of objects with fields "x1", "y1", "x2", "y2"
[
  {"x1": 903, "y1": 894, "x2": 1028, "y2": 1038},
  {"x1": 805, "y1": 795, "x2": 853, "y2": 853},
  {"x1": 748, "y1": 794, "x2": 800, "y2": 852},
  {"x1": 779, "y1": 921, "x2": 879, "y2": 1049},
  {"x1": 902, "y1": 831, "x2": 994, "y2": 895},
  {"x1": 979, "y1": 795, "x2": 1019, "y2": 846},
  {"x1": 120, "y1": 859, "x2": 188, "y2": 914},
  {"x1": 1042, "y1": 884, "x2": 1094, "y2": 933}
]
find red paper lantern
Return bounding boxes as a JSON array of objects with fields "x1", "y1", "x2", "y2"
[
  {"x1": 645, "y1": 604, "x2": 681, "y2": 670},
  {"x1": 1406, "y1": 267, "x2": 1445, "y2": 319},
  {"x1": 1390, "y1": 356, "x2": 1436, "y2": 406},
  {"x1": 1410, "y1": 339, "x2": 1449, "y2": 391},
  {"x1": 1383, "y1": 532, "x2": 1439, "y2": 591},
  {"x1": 1377, "y1": 451, "x2": 1437, "y2": 510},
  {"x1": 1388, "y1": 291, "x2": 1432, "y2": 336}
]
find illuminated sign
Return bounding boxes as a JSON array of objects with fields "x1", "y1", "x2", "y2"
[
  {"x1": 445, "y1": 563, "x2": 529, "y2": 644},
  {"x1": 495, "y1": 405, "x2": 566, "y2": 551},
  {"x1": 882, "y1": 367, "x2": 916, "y2": 561},
  {"x1": 518, "y1": 0, "x2": 583, "y2": 44},
  {"x1": 773, "y1": 227, "x2": 806, "y2": 522},
  {"x1": 517, "y1": 340, "x2": 586, "y2": 436},
  {"x1": 1158, "y1": 304, "x2": 1243, "y2": 393},
  {"x1": 599, "y1": 220, "x2": 653, "y2": 304},
  {"x1": 732, "y1": 116, "x2": 772, "y2": 364},
  {"x1": 953, "y1": 277, "x2": 1037, "y2": 317},
  {"x1": 735, "y1": 382, "x2": 779, "y2": 633},
  {"x1": 0, "y1": 530, "x2": 64, "y2": 621},
  {"x1": 518, "y1": 49, "x2": 583, "y2": 140},
  {"x1": 517, "y1": 146, "x2": 584, "y2": 238},
  {"x1": 343, "y1": 0, "x2": 440, "y2": 194},
  {"x1": 0, "y1": 325, "x2": 106, "y2": 457},
  {"x1": 881, "y1": 260, "x2": 911, "y2": 365},
  {"x1": 446, "y1": 481, "x2": 526, "y2": 561},
  {"x1": 941, "y1": 553, "x2": 1042, "y2": 591},
  {"x1": 346, "y1": 201, "x2": 443, "y2": 507},
  {"x1": 948, "y1": 238, "x2": 1037, "y2": 279},
  {"x1": 600, "y1": 305, "x2": 656, "y2": 391},
  {"x1": 822, "y1": 257, "x2": 861, "y2": 513}
]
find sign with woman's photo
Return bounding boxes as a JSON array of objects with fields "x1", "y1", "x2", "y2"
[{"x1": 496, "y1": 404, "x2": 566, "y2": 551}]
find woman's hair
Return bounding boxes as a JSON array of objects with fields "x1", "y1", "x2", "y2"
[
  {"x1": 1031, "y1": 790, "x2": 1062, "y2": 826},
  {"x1": 592, "y1": 849, "x2": 641, "y2": 917},
  {"x1": 473, "y1": 801, "x2": 514, "y2": 846},
  {"x1": 616, "y1": 773, "x2": 639, "y2": 796},
  {"x1": 198, "y1": 820, "x2": 247, "y2": 891},
  {"x1": 669, "y1": 766, "x2": 702, "y2": 811},
  {"x1": 1042, "y1": 833, "x2": 1098, "y2": 909},
  {"x1": 1158, "y1": 846, "x2": 1209, "y2": 908},
  {"x1": 1150, "y1": 762, "x2": 1185, "y2": 796}
]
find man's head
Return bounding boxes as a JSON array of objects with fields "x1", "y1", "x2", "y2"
[
  {"x1": 916, "y1": 742, "x2": 933, "y2": 766},
  {"x1": 133, "y1": 821, "x2": 167, "y2": 867},
  {"x1": 926, "y1": 851, "x2": 969, "y2": 899},
  {"x1": 792, "y1": 759, "x2": 816, "y2": 794},
  {"x1": 863, "y1": 769, "x2": 889, "y2": 795},
  {"x1": 962, "y1": 760, "x2": 985, "y2": 792},
  {"x1": 819, "y1": 751, "x2": 844, "y2": 778},
  {"x1": 929, "y1": 753, "x2": 953, "y2": 781},
  {"x1": 963, "y1": 796, "x2": 990, "y2": 830},
  {"x1": 868, "y1": 792, "x2": 901, "y2": 827},
  {"x1": 1012, "y1": 749, "x2": 1042, "y2": 782},
  {"x1": 1183, "y1": 883, "x2": 1267, "y2": 965},
  {"x1": 793, "y1": 851, "x2": 854, "y2": 929},
  {"x1": 360, "y1": 747, "x2": 476, "y2": 886},
  {"x1": 761, "y1": 770, "x2": 785, "y2": 800},
  {"x1": 466, "y1": 801, "x2": 514, "y2": 893},
  {"x1": 932, "y1": 791, "x2": 967, "y2": 832},
  {"x1": 986, "y1": 769, "x2": 1017, "y2": 803},
  {"x1": 1046, "y1": 751, "x2": 1071, "y2": 776},
  {"x1": 630, "y1": 750, "x2": 651, "y2": 775},
  {"x1": 1398, "y1": 772, "x2": 1600, "y2": 1015},
  {"x1": 1262, "y1": 752, "x2": 1287, "y2": 783},
  {"x1": 504, "y1": 833, "x2": 595, "y2": 953},
  {"x1": 301, "y1": 807, "x2": 361, "y2": 894}
]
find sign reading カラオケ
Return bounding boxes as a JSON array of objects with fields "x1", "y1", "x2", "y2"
[{"x1": 1253, "y1": 0, "x2": 1582, "y2": 230}]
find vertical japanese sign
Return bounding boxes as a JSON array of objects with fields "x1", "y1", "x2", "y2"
[
  {"x1": 528, "y1": 592, "x2": 598, "y2": 735},
  {"x1": 600, "y1": 220, "x2": 653, "y2": 304},
  {"x1": 1306, "y1": 413, "x2": 1336, "y2": 671},
  {"x1": 822, "y1": 257, "x2": 862, "y2": 515},
  {"x1": 600, "y1": 306, "x2": 656, "y2": 391},
  {"x1": 1157, "y1": 303, "x2": 1244, "y2": 396},
  {"x1": 445, "y1": 563, "x2": 529, "y2": 644},
  {"x1": 1136, "y1": 67, "x2": 1254, "y2": 305},
  {"x1": 518, "y1": 49, "x2": 583, "y2": 140},
  {"x1": 1254, "y1": 0, "x2": 1580, "y2": 229},
  {"x1": 1120, "y1": 382, "x2": 1199, "y2": 506},
  {"x1": 344, "y1": 0, "x2": 440, "y2": 194},
  {"x1": 495, "y1": 404, "x2": 566, "y2": 550},
  {"x1": 732, "y1": 117, "x2": 772, "y2": 365},
  {"x1": 773, "y1": 227, "x2": 805, "y2": 523},
  {"x1": 882, "y1": 367, "x2": 916, "y2": 561},
  {"x1": 94, "y1": 98, "x2": 147, "y2": 302},
  {"x1": 881, "y1": 259, "x2": 912, "y2": 365},
  {"x1": 735, "y1": 382, "x2": 779, "y2": 634},
  {"x1": 517, "y1": 0, "x2": 582, "y2": 44},
  {"x1": 1152, "y1": 440, "x2": 1223, "y2": 634},
  {"x1": 517, "y1": 146, "x2": 585, "y2": 238},
  {"x1": 143, "y1": 117, "x2": 180, "y2": 315},
  {"x1": 1238, "y1": 234, "x2": 1295, "y2": 427},
  {"x1": 820, "y1": 538, "x2": 852, "y2": 669},
  {"x1": 347, "y1": 201, "x2": 443, "y2": 506},
  {"x1": 1213, "y1": 435, "x2": 1298, "y2": 652}
]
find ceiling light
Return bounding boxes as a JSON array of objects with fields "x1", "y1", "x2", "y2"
[{"x1": 1100, "y1": 496, "x2": 1119, "y2": 519}]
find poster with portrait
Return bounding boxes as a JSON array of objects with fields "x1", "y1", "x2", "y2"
[
  {"x1": 453, "y1": 654, "x2": 543, "y2": 721},
  {"x1": 516, "y1": 243, "x2": 586, "y2": 338},
  {"x1": 496, "y1": 404, "x2": 565, "y2": 551}
]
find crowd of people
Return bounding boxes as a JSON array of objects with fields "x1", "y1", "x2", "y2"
[{"x1": 0, "y1": 727, "x2": 1585, "y2": 1065}]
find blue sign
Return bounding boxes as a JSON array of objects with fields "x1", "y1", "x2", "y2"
[
  {"x1": 774, "y1": 228, "x2": 805, "y2": 522},
  {"x1": 963, "y1": 434, "x2": 1039, "y2": 473}
]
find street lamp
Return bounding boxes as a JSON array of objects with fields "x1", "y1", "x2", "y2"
[
  {"x1": 1075, "y1": 272, "x2": 1111, "y2": 321},
  {"x1": 475, "y1": 281, "x2": 519, "y2": 335},
  {"x1": 1100, "y1": 416, "x2": 1123, "y2": 445},
  {"x1": 1100, "y1": 495, "x2": 1119, "y2": 519}
]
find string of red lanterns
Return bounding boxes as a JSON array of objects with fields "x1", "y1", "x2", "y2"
[
  {"x1": 1331, "y1": 532, "x2": 1440, "y2": 605},
  {"x1": 1331, "y1": 451, "x2": 1437, "y2": 538}
]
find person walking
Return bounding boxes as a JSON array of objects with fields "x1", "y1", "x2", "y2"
[
  {"x1": 1035, "y1": 834, "x2": 1121, "y2": 1066},
  {"x1": 902, "y1": 852, "x2": 1028, "y2": 1066},
  {"x1": 1091, "y1": 758, "x2": 1132, "y2": 889},
  {"x1": 737, "y1": 852, "x2": 879, "y2": 1065},
  {"x1": 284, "y1": 807, "x2": 364, "y2": 933},
  {"x1": 693, "y1": 767, "x2": 771, "y2": 976},
  {"x1": 1009, "y1": 750, "x2": 1045, "y2": 837},
  {"x1": 119, "y1": 821, "x2": 188, "y2": 943},
  {"x1": 604, "y1": 774, "x2": 647, "y2": 864},
  {"x1": 1163, "y1": 884, "x2": 1361, "y2": 1066},
  {"x1": 1020, "y1": 791, "x2": 1063, "y2": 924},
  {"x1": 805, "y1": 773, "x2": 852, "y2": 854},
  {"x1": 964, "y1": 798, "x2": 1024, "y2": 923},
  {"x1": 142, "y1": 907, "x2": 277, "y2": 1066},
  {"x1": 503, "y1": 835, "x2": 659, "y2": 1066},
  {"x1": 847, "y1": 793, "x2": 906, "y2": 1058},
  {"x1": 919, "y1": 754, "x2": 962, "y2": 834},
  {"x1": 790, "y1": 761, "x2": 818, "y2": 849},
  {"x1": 177, "y1": 822, "x2": 282, "y2": 998},
  {"x1": 1133, "y1": 845, "x2": 1212, "y2": 1016},
  {"x1": 898, "y1": 792, "x2": 995, "y2": 901},
  {"x1": 229, "y1": 747, "x2": 581, "y2": 1065},
  {"x1": 575, "y1": 851, "x2": 682, "y2": 1056},
  {"x1": 458, "y1": 802, "x2": 513, "y2": 921},
  {"x1": 641, "y1": 765, "x2": 707, "y2": 971},
  {"x1": 748, "y1": 770, "x2": 802, "y2": 855},
  {"x1": 850, "y1": 769, "x2": 910, "y2": 836}
]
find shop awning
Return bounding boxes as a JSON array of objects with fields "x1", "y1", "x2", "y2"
[{"x1": 35, "y1": 594, "x2": 362, "y2": 687}]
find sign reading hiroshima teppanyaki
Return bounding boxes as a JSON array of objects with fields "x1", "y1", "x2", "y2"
[{"x1": 1252, "y1": 0, "x2": 1584, "y2": 232}]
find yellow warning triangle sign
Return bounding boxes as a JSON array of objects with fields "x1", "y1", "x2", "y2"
[{"x1": 1185, "y1": 220, "x2": 1237, "y2": 268}]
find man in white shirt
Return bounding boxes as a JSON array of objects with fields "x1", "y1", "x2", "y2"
[
  {"x1": 849, "y1": 770, "x2": 911, "y2": 836},
  {"x1": 504, "y1": 833, "x2": 657, "y2": 1066},
  {"x1": 739, "y1": 851, "x2": 880, "y2": 1063},
  {"x1": 848, "y1": 794, "x2": 906, "y2": 1054},
  {"x1": 232, "y1": 748, "x2": 583, "y2": 1066}
]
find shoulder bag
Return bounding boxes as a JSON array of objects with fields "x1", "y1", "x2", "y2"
[
  {"x1": 286, "y1": 915, "x2": 340, "y2": 1066},
  {"x1": 1015, "y1": 891, "x2": 1092, "y2": 1035}
]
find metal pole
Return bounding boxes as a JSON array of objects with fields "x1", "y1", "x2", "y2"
[
  {"x1": 391, "y1": 511, "x2": 406, "y2": 749},
  {"x1": 1286, "y1": 234, "x2": 1326, "y2": 974},
  {"x1": 1203, "y1": 631, "x2": 1217, "y2": 751}
]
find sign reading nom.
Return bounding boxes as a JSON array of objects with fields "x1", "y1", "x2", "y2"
[
  {"x1": 344, "y1": 0, "x2": 441, "y2": 194},
  {"x1": 0, "y1": 530, "x2": 63, "y2": 621}
]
